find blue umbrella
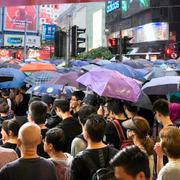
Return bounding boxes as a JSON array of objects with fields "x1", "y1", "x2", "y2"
[
  {"x1": 95, "y1": 60, "x2": 112, "y2": 66},
  {"x1": 70, "y1": 60, "x2": 90, "y2": 67},
  {"x1": 0, "y1": 68, "x2": 26, "y2": 89},
  {"x1": 24, "y1": 71, "x2": 61, "y2": 86},
  {"x1": 122, "y1": 60, "x2": 145, "y2": 69},
  {"x1": 103, "y1": 63, "x2": 145, "y2": 81},
  {"x1": 26, "y1": 84, "x2": 75, "y2": 98},
  {"x1": 153, "y1": 60, "x2": 165, "y2": 66}
]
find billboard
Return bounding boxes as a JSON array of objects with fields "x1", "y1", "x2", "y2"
[
  {"x1": 0, "y1": 8, "x2": 2, "y2": 32},
  {"x1": 106, "y1": 1, "x2": 120, "y2": 13},
  {"x1": 4, "y1": 34, "x2": 41, "y2": 47},
  {"x1": 122, "y1": 22, "x2": 169, "y2": 43},
  {"x1": 42, "y1": 24, "x2": 57, "y2": 41},
  {"x1": 4, "y1": 6, "x2": 38, "y2": 32},
  {"x1": 122, "y1": 0, "x2": 150, "y2": 18}
]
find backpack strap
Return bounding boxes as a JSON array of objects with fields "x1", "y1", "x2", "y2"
[{"x1": 111, "y1": 119, "x2": 126, "y2": 140}]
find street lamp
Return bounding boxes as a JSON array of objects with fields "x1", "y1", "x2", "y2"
[{"x1": 23, "y1": 20, "x2": 27, "y2": 61}]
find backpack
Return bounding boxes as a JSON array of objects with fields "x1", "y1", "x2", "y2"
[
  {"x1": 111, "y1": 119, "x2": 133, "y2": 149},
  {"x1": 81, "y1": 146, "x2": 115, "y2": 180}
]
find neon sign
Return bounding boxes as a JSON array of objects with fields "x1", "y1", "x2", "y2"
[{"x1": 106, "y1": 1, "x2": 120, "y2": 13}]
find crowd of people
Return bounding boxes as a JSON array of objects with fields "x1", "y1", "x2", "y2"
[{"x1": 0, "y1": 86, "x2": 179, "y2": 180}]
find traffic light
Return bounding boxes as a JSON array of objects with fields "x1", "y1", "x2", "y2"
[
  {"x1": 122, "y1": 36, "x2": 133, "y2": 54},
  {"x1": 71, "y1": 25, "x2": 86, "y2": 57},
  {"x1": 54, "y1": 30, "x2": 67, "y2": 57},
  {"x1": 165, "y1": 48, "x2": 173, "y2": 58},
  {"x1": 108, "y1": 38, "x2": 120, "y2": 54}
]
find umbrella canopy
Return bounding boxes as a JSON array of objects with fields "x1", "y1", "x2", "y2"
[
  {"x1": 70, "y1": 60, "x2": 90, "y2": 67},
  {"x1": 95, "y1": 60, "x2": 112, "y2": 66},
  {"x1": 122, "y1": 60, "x2": 145, "y2": 69},
  {"x1": 20, "y1": 63, "x2": 57, "y2": 72},
  {"x1": 81, "y1": 64, "x2": 100, "y2": 72},
  {"x1": 0, "y1": 69, "x2": 14, "y2": 82},
  {"x1": 24, "y1": 71, "x2": 61, "y2": 86},
  {"x1": 103, "y1": 63, "x2": 145, "y2": 81},
  {"x1": 132, "y1": 92, "x2": 153, "y2": 110},
  {"x1": 142, "y1": 76, "x2": 180, "y2": 95},
  {"x1": 145, "y1": 67, "x2": 179, "y2": 80},
  {"x1": 26, "y1": 84, "x2": 75, "y2": 98},
  {"x1": 49, "y1": 71, "x2": 80, "y2": 88},
  {"x1": 0, "y1": 63, "x2": 21, "y2": 69},
  {"x1": 0, "y1": 68, "x2": 26, "y2": 88},
  {"x1": 77, "y1": 68, "x2": 141, "y2": 103}
]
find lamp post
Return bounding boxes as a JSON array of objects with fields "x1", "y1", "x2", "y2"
[{"x1": 23, "y1": 20, "x2": 27, "y2": 61}]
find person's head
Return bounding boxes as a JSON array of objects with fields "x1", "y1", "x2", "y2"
[
  {"x1": 17, "y1": 122, "x2": 41, "y2": 150},
  {"x1": 0, "y1": 98, "x2": 9, "y2": 114},
  {"x1": 70, "y1": 91, "x2": 85, "y2": 111},
  {"x1": 153, "y1": 99, "x2": 170, "y2": 123},
  {"x1": 1, "y1": 119, "x2": 20, "y2": 143},
  {"x1": 28, "y1": 101, "x2": 47, "y2": 125},
  {"x1": 53, "y1": 99, "x2": 70, "y2": 119},
  {"x1": 83, "y1": 94, "x2": 98, "y2": 109},
  {"x1": 41, "y1": 95, "x2": 54, "y2": 113},
  {"x1": 107, "y1": 99, "x2": 127, "y2": 119},
  {"x1": 28, "y1": 96, "x2": 41, "y2": 105},
  {"x1": 123, "y1": 101, "x2": 138, "y2": 118},
  {"x1": 83, "y1": 114, "x2": 106, "y2": 143},
  {"x1": 1, "y1": 90, "x2": 10, "y2": 99},
  {"x1": 110, "y1": 145, "x2": 150, "y2": 180},
  {"x1": 44, "y1": 128, "x2": 65, "y2": 154},
  {"x1": 78, "y1": 105, "x2": 96, "y2": 126},
  {"x1": 122, "y1": 116, "x2": 154, "y2": 155},
  {"x1": 159, "y1": 126, "x2": 180, "y2": 159}
]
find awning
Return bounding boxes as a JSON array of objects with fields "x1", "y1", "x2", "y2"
[{"x1": 0, "y1": 0, "x2": 105, "y2": 7}]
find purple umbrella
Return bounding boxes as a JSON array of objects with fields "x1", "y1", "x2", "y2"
[
  {"x1": 77, "y1": 68, "x2": 141, "y2": 103},
  {"x1": 50, "y1": 71, "x2": 80, "y2": 88}
]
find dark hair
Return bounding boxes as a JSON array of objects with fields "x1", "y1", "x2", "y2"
[
  {"x1": 45, "y1": 128, "x2": 65, "y2": 152},
  {"x1": 53, "y1": 99, "x2": 70, "y2": 113},
  {"x1": 153, "y1": 99, "x2": 169, "y2": 116},
  {"x1": 107, "y1": 99, "x2": 127, "y2": 116},
  {"x1": 160, "y1": 126, "x2": 180, "y2": 159},
  {"x1": 78, "y1": 105, "x2": 96, "y2": 125},
  {"x1": 124, "y1": 101, "x2": 138, "y2": 113},
  {"x1": 72, "y1": 91, "x2": 85, "y2": 101},
  {"x1": 29, "y1": 101, "x2": 47, "y2": 124},
  {"x1": 2, "y1": 119, "x2": 20, "y2": 137},
  {"x1": 110, "y1": 145, "x2": 150, "y2": 179},
  {"x1": 85, "y1": 114, "x2": 106, "y2": 142},
  {"x1": 28, "y1": 96, "x2": 41, "y2": 105},
  {"x1": 0, "y1": 98, "x2": 9, "y2": 113}
]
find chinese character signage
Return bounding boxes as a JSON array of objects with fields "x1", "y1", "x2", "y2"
[
  {"x1": 106, "y1": 1, "x2": 120, "y2": 13},
  {"x1": 42, "y1": 24, "x2": 57, "y2": 41}
]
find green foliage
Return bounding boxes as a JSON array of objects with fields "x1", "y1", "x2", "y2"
[{"x1": 77, "y1": 47, "x2": 113, "y2": 60}]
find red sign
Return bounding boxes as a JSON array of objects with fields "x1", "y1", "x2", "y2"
[
  {"x1": 0, "y1": 0, "x2": 104, "y2": 7},
  {"x1": 4, "y1": 6, "x2": 37, "y2": 32}
]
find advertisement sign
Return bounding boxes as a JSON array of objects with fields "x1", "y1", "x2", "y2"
[
  {"x1": 4, "y1": 6, "x2": 38, "y2": 32},
  {"x1": 122, "y1": 0, "x2": 150, "y2": 18},
  {"x1": 4, "y1": 34, "x2": 41, "y2": 47},
  {"x1": 42, "y1": 24, "x2": 57, "y2": 41},
  {"x1": 106, "y1": 1, "x2": 120, "y2": 13},
  {"x1": 0, "y1": 35, "x2": 3, "y2": 46},
  {"x1": 122, "y1": 22, "x2": 169, "y2": 43}
]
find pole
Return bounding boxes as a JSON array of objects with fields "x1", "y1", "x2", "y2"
[
  {"x1": 117, "y1": 25, "x2": 122, "y2": 62},
  {"x1": 23, "y1": 19, "x2": 27, "y2": 61}
]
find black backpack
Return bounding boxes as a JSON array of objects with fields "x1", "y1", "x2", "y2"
[{"x1": 81, "y1": 146, "x2": 115, "y2": 180}]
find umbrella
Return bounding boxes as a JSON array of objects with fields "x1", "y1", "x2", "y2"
[
  {"x1": 132, "y1": 92, "x2": 153, "y2": 110},
  {"x1": 122, "y1": 60, "x2": 145, "y2": 69},
  {"x1": 77, "y1": 68, "x2": 141, "y2": 103},
  {"x1": 26, "y1": 84, "x2": 75, "y2": 98},
  {"x1": 49, "y1": 71, "x2": 80, "y2": 88},
  {"x1": 153, "y1": 60, "x2": 165, "y2": 66},
  {"x1": 24, "y1": 71, "x2": 61, "y2": 86},
  {"x1": 95, "y1": 60, "x2": 112, "y2": 66},
  {"x1": 70, "y1": 60, "x2": 90, "y2": 67},
  {"x1": 0, "y1": 63, "x2": 21, "y2": 69},
  {"x1": 81, "y1": 64, "x2": 100, "y2": 72},
  {"x1": 103, "y1": 63, "x2": 145, "y2": 81},
  {"x1": 0, "y1": 68, "x2": 26, "y2": 88},
  {"x1": 145, "y1": 67, "x2": 179, "y2": 80},
  {"x1": 20, "y1": 63, "x2": 57, "y2": 72},
  {"x1": 0, "y1": 69, "x2": 14, "y2": 82},
  {"x1": 142, "y1": 76, "x2": 180, "y2": 95}
]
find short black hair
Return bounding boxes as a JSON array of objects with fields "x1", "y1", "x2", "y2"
[
  {"x1": 28, "y1": 96, "x2": 41, "y2": 105},
  {"x1": 107, "y1": 99, "x2": 126, "y2": 116},
  {"x1": 45, "y1": 128, "x2": 65, "y2": 152},
  {"x1": 0, "y1": 98, "x2": 9, "y2": 113},
  {"x1": 29, "y1": 101, "x2": 48, "y2": 124},
  {"x1": 85, "y1": 114, "x2": 106, "y2": 142},
  {"x1": 53, "y1": 99, "x2": 70, "y2": 113},
  {"x1": 72, "y1": 91, "x2": 85, "y2": 101},
  {"x1": 110, "y1": 145, "x2": 150, "y2": 179},
  {"x1": 153, "y1": 99, "x2": 169, "y2": 116},
  {"x1": 78, "y1": 105, "x2": 96, "y2": 125},
  {"x1": 2, "y1": 119, "x2": 20, "y2": 137}
]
